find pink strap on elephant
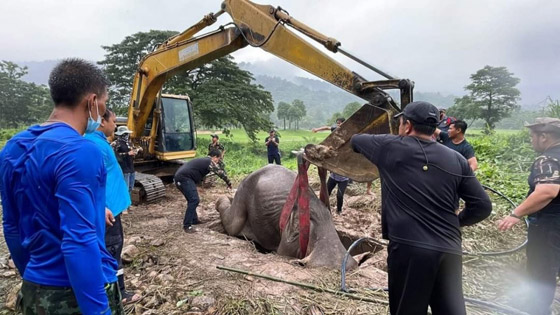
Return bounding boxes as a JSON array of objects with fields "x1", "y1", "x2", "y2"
[
  {"x1": 297, "y1": 160, "x2": 311, "y2": 259},
  {"x1": 278, "y1": 156, "x2": 312, "y2": 259}
]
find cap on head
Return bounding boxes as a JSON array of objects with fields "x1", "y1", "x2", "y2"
[
  {"x1": 524, "y1": 117, "x2": 560, "y2": 134},
  {"x1": 394, "y1": 101, "x2": 439, "y2": 126},
  {"x1": 211, "y1": 134, "x2": 219, "y2": 139},
  {"x1": 115, "y1": 126, "x2": 133, "y2": 136}
]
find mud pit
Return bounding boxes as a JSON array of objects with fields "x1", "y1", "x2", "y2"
[{"x1": 1, "y1": 178, "x2": 559, "y2": 314}]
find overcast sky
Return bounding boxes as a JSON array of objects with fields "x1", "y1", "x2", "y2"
[{"x1": 1, "y1": 0, "x2": 558, "y2": 106}]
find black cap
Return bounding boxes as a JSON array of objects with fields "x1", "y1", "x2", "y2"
[
  {"x1": 211, "y1": 134, "x2": 219, "y2": 139},
  {"x1": 394, "y1": 101, "x2": 439, "y2": 126}
]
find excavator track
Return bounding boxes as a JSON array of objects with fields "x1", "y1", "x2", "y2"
[{"x1": 131, "y1": 172, "x2": 166, "y2": 205}]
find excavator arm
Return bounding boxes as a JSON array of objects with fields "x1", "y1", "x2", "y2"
[{"x1": 127, "y1": 0, "x2": 414, "y2": 181}]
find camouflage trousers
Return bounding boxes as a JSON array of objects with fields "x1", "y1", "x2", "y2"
[{"x1": 19, "y1": 280, "x2": 123, "y2": 315}]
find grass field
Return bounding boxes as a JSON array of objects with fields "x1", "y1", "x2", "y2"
[{"x1": 195, "y1": 129, "x2": 330, "y2": 176}]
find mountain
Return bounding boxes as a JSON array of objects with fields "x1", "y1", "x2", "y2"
[
  {"x1": 16, "y1": 59, "x2": 459, "y2": 127},
  {"x1": 252, "y1": 74, "x2": 459, "y2": 127}
]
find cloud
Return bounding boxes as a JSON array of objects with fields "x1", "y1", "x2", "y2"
[{"x1": 1, "y1": 0, "x2": 557, "y2": 105}]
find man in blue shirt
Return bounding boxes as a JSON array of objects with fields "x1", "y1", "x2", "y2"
[
  {"x1": 85, "y1": 109, "x2": 141, "y2": 306},
  {"x1": 0, "y1": 59, "x2": 123, "y2": 314}
]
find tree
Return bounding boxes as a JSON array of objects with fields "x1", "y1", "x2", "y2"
[
  {"x1": 99, "y1": 30, "x2": 274, "y2": 140},
  {"x1": 277, "y1": 101, "x2": 291, "y2": 130},
  {"x1": 98, "y1": 30, "x2": 178, "y2": 114},
  {"x1": 0, "y1": 61, "x2": 52, "y2": 128},
  {"x1": 291, "y1": 99, "x2": 306, "y2": 130},
  {"x1": 327, "y1": 101, "x2": 361, "y2": 124},
  {"x1": 451, "y1": 66, "x2": 520, "y2": 131},
  {"x1": 341, "y1": 101, "x2": 361, "y2": 119}
]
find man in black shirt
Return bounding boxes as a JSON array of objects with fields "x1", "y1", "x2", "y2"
[
  {"x1": 113, "y1": 126, "x2": 138, "y2": 192},
  {"x1": 174, "y1": 150, "x2": 232, "y2": 233},
  {"x1": 435, "y1": 120, "x2": 478, "y2": 171},
  {"x1": 351, "y1": 101, "x2": 491, "y2": 315},
  {"x1": 498, "y1": 118, "x2": 560, "y2": 315}
]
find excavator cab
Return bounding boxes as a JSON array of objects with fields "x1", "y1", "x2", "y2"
[{"x1": 156, "y1": 95, "x2": 196, "y2": 159}]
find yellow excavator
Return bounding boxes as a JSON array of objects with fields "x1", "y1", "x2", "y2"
[{"x1": 126, "y1": 0, "x2": 414, "y2": 203}]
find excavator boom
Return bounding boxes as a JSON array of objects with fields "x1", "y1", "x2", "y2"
[{"x1": 127, "y1": 0, "x2": 413, "y2": 183}]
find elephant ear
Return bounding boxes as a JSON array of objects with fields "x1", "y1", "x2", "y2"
[{"x1": 284, "y1": 211, "x2": 300, "y2": 244}]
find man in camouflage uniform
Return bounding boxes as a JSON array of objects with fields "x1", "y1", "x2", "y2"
[
  {"x1": 20, "y1": 282, "x2": 122, "y2": 315},
  {"x1": 174, "y1": 149, "x2": 232, "y2": 233},
  {"x1": 208, "y1": 134, "x2": 225, "y2": 159},
  {"x1": 499, "y1": 117, "x2": 560, "y2": 315},
  {"x1": 207, "y1": 134, "x2": 226, "y2": 178}
]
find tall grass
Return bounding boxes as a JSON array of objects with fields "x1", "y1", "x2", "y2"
[
  {"x1": 0, "y1": 129, "x2": 22, "y2": 148},
  {"x1": 470, "y1": 130, "x2": 533, "y2": 202}
]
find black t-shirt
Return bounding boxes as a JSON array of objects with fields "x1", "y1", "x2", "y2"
[
  {"x1": 114, "y1": 138, "x2": 134, "y2": 173},
  {"x1": 528, "y1": 145, "x2": 560, "y2": 217},
  {"x1": 439, "y1": 132, "x2": 475, "y2": 160},
  {"x1": 265, "y1": 135, "x2": 280, "y2": 155},
  {"x1": 174, "y1": 157, "x2": 212, "y2": 184},
  {"x1": 352, "y1": 134, "x2": 491, "y2": 255}
]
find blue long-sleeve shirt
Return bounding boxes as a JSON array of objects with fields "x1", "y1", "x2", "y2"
[
  {"x1": 1, "y1": 127, "x2": 37, "y2": 274},
  {"x1": 85, "y1": 131, "x2": 131, "y2": 216},
  {"x1": 0, "y1": 123, "x2": 117, "y2": 315}
]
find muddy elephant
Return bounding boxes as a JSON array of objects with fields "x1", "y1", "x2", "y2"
[{"x1": 216, "y1": 165, "x2": 357, "y2": 270}]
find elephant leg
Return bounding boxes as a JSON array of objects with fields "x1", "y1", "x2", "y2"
[{"x1": 216, "y1": 195, "x2": 248, "y2": 236}]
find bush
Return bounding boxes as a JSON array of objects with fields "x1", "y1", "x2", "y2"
[
  {"x1": 471, "y1": 130, "x2": 534, "y2": 202},
  {"x1": 0, "y1": 128, "x2": 22, "y2": 148}
]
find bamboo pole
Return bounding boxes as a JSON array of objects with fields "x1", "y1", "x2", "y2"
[{"x1": 216, "y1": 265, "x2": 388, "y2": 305}]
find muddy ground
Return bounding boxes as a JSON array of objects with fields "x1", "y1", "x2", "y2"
[{"x1": 1, "y1": 176, "x2": 559, "y2": 314}]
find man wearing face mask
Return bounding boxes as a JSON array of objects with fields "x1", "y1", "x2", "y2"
[
  {"x1": 0, "y1": 59, "x2": 122, "y2": 314},
  {"x1": 498, "y1": 118, "x2": 560, "y2": 315},
  {"x1": 85, "y1": 109, "x2": 141, "y2": 306}
]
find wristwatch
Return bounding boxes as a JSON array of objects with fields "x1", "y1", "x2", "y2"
[{"x1": 509, "y1": 211, "x2": 522, "y2": 219}]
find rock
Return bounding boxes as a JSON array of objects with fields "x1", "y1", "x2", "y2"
[
  {"x1": 209, "y1": 253, "x2": 224, "y2": 260},
  {"x1": 8, "y1": 259, "x2": 15, "y2": 269},
  {"x1": 121, "y1": 245, "x2": 140, "y2": 263},
  {"x1": 191, "y1": 295, "x2": 216, "y2": 310},
  {"x1": 130, "y1": 278, "x2": 141, "y2": 288},
  {"x1": 346, "y1": 195, "x2": 376, "y2": 209},
  {"x1": 150, "y1": 238, "x2": 165, "y2": 247},
  {"x1": 126, "y1": 236, "x2": 142, "y2": 245},
  {"x1": 4, "y1": 282, "x2": 21, "y2": 310},
  {"x1": 2, "y1": 270, "x2": 16, "y2": 277},
  {"x1": 156, "y1": 274, "x2": 174, "y2": 283}
]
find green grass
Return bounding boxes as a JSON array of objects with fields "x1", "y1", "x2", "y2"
[
  {"x1": 195, "y1": 129, "x2": 329, "y2": 177},
  {"x1": 468, "y1": 129, "x2": 523, "y2": 137},
  {"x1": 0, "y1": 128, "x2": 23, "y2": 148}
]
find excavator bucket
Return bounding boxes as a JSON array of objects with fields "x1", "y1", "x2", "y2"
[{"x1": 304, "y1": 103, "x2": 398, "y2": 182}]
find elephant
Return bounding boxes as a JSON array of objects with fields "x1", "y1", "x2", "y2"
[{"x1": 216, "y1": 164, "x2": 357, "y2": 270}]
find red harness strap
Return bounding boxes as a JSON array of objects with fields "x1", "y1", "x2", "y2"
[{"x1": 279, "y1": 156, "x2": 311, "y2": 259}]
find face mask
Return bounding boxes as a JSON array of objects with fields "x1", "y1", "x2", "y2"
[{"x1": 85, "y1": 100, "x2": 102, "y2": 134}]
